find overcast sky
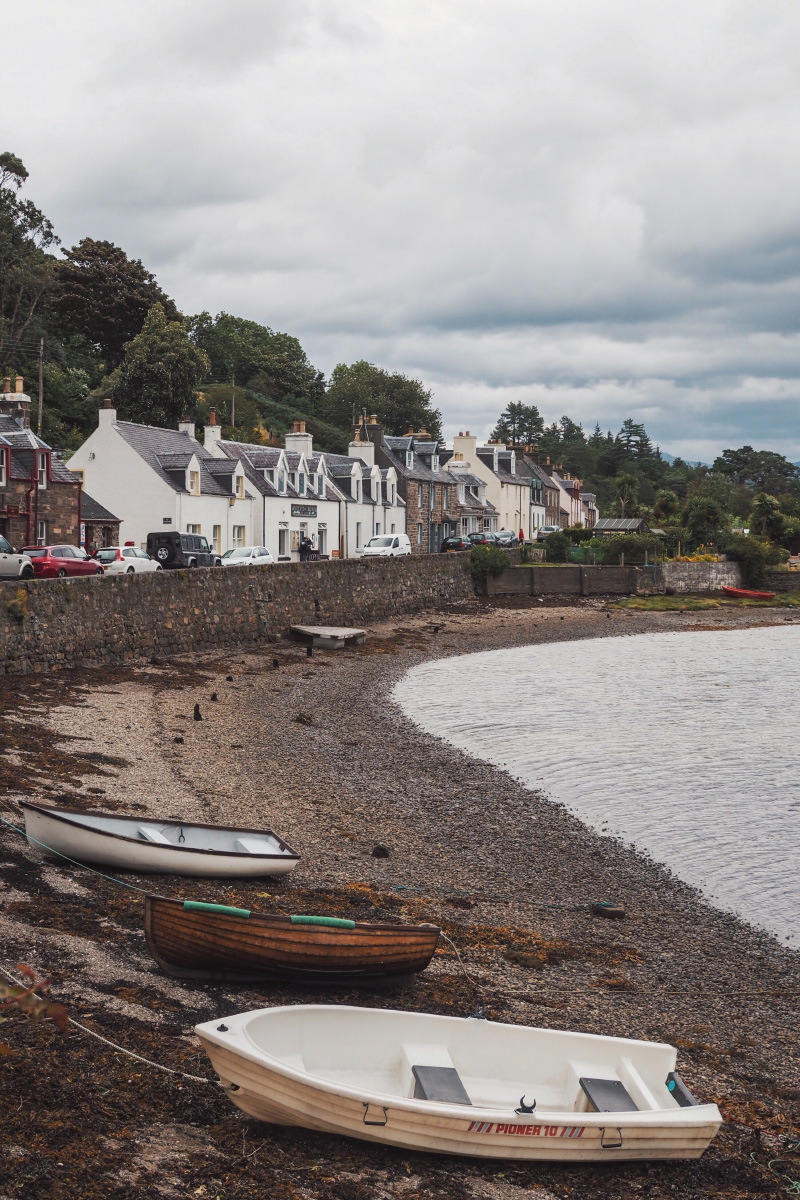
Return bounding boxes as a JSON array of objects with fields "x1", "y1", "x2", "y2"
[{"x1": 7, "y1": 0, "x2": 800, "y2": 460}]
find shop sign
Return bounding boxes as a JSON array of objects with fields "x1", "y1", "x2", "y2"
[{"x1": 291, "y1": 504, "x2": 317, "y2": 517}]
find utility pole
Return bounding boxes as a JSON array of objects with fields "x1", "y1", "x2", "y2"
[
  {"x1": 230, "y1": 370, "x2": 235, "y2": 429},
  {"x1": 37, "y1": 337, "x2": 43, "y2": 435}
]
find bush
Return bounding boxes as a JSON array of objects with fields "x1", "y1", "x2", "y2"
[
  {"x1": 565, "y1": 525, "x2": 596, "y2": 543},
  {"x1": 543, "y1": 530, "x2": 570, "y2": 563},
  {"x1": 601, "y1": 533, "x2": 662, "y2": 564},
  {"x1": 720, "y1": 533, "x2": 783, "y2": 586},
  {"x1": 468, "y1": 545, "x2": 510, "y2": 582}
]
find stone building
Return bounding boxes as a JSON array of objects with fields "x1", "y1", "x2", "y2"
[{"x1": 0, "y1": 375, "x2": 81, "y2": 548}]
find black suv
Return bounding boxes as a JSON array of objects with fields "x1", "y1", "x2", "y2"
[{"x1": 146, "y1": 531, "x2": 222, "y2": 569}]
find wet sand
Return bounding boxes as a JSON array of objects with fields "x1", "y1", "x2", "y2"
[{"x1": 0, "y1": 597, "x2": 798, "y2": 1200}]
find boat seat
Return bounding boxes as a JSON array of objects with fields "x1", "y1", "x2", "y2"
[
  {"x1": 138, "y1": 826, "x2": 171, "y2": 845},
  {"x1": 412, "y1": 1065, "x2": 472, "y2": 1106},
  {"x1": 579, "y1": 1077, "x2": 639, "y2": 1113},
  {"x1": 234, "y1": 837, "x2": 272, "y2": 854}
]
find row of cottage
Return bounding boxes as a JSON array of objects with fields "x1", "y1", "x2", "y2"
[{"x1": 0, "y1": 377, "x2": 598, "y2": 561}]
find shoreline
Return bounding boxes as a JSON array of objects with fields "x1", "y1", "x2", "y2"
[{"x1": 1, "y1": 598, "x2": 798, "y2": 1200}]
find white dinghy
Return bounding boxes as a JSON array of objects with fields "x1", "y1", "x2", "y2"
[
  {"x1": 20, "y1": 801, "x2": 299, "y2": 878},
  {"x1": 196, "y1": 1005, "x2": 722, "y2": 1161}
]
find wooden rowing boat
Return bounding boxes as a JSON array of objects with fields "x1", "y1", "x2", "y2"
[
  {"x1": 20, "y1": 801, "x2": 300, "y2": 878},
  {"x1": 722, "y1": 586, "x2": 776, "y2": 600},
  {"x1": 195, "y1": 1005, "x2": 722, "y2": 1161},
  {"x1": 145, "y1": 895, "x2": 440, "y2": 984}
]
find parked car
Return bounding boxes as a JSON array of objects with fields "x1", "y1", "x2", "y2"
[
  {"x1": 361, "y1": 534, "x2": 412, "y2": 558},
  {"x1": 467, "y1": 531, "x2": 497, "y2": 546},
  {"x1": 536, "y1": 525, "x2": 563, "y2": 542},
  {"x1": 21, "y1": 545, "x2": 105, "y2": 578},
  {"x1": 440, "y1": 536, "x2": 472, "y2": 553},
  {"x1": 94, "y1": 544, "x2": 163, "y2": 574},
  {"x1": 146, "y1": 531, "x2": 222, "y2": 568},
  {"x1": 0, "y1": 535, "x2": 33, "y2": 580},
  {"x1": 221, "y1": 546, "x2": 275, "y2": 567},
  {"x1": 493, "y1": 529, "x2": 519, "y2": 546}
]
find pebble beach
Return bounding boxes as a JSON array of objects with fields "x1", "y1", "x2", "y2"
[{"x1": 1, "y1": 597, "x2": 798, "y2": 1200}]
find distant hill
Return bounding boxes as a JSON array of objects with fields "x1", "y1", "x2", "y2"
[{"x1": 661, "y1": 451, "x2": 709, "y2": 468}]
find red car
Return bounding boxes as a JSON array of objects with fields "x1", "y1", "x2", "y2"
[{"x1": 22, "y1": 545, "x2": 105, "y2": 578}]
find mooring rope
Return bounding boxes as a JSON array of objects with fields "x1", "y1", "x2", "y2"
[
  {"x1": 0, "y1": 813, "x2": 149, "y2": 894},
  {"x1": 0, "y1": 961, "x2": 217, "y2": 1086}
]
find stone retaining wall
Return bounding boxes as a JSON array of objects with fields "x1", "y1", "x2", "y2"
[
  {"x1": 660, "y1": 561, "x2": 742, "y2": 593},
  {"x1": 0, "y1": 555, "x2": 475, "y2": 675},
  {"x1": 762, "y1": 570, "x2": 800, "y2": 594},
  {"x1": 486, "y1": 560, "x2": 743, "y2": 597}
]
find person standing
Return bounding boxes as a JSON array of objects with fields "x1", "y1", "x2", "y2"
[{"x1": 518, "y1": 527, "x2": 525, "y2": 544}]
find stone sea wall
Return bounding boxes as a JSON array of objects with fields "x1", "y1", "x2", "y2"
[
  {"x1": 0, "y1": 555, "x2": 476, "y2": 675},
  {"x1": 486, "y1": 560, "x2": 744, "y2": 597}
]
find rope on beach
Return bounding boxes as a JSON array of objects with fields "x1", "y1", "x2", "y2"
[
  {"x1": 0, "y1": 961, "x2": 218, "y2": 1087},
  {"x1": 0, "y1": 814, "x2": 150, "y2": 894}
]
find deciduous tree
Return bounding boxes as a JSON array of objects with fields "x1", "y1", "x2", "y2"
[
  {"x1": 106, "y1": 304, "x2": 209, "y2": 427},
  {"x1": 0, "y1": 152, "x2": 58, "y2": 361},
  {"x1": 322, "y1": 360, "x2": 442, "y2": 441}
]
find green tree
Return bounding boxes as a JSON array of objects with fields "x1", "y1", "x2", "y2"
[
  {"x1": 749, "y1": 492, "x2": 785, "y2": 540},
  {"x1": 612, "y1": 471, "x2": 639, "y2": 518},
  {"x1": 653, "y1": 488, "x2": 680, "y2": 522},
  {"x1": 684, "y1": 495, "x2": 727, "y2": 547},
  {"x1": 712, "y1": 446, "x2": 800, "y2": 494},
  {"x1": 188, "y1": 311, "x2": 324, "y2": 411},
  {"x1": 0, "y1": 152, "x2": 59, "y2": 361},
  {"x1": 49, "y1": 239, "x2": 180, "y2": 368},
  {"x1": 322, "y1": 360, "x2": 442, "y2": 441},
  {"x1": 490, "y1": 401, "x2": 544, "y2": 446},
  {"x1": 106, "y1": 304, "x2": 210, "y2": 427}
]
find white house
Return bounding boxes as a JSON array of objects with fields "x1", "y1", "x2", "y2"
[
  {"x1": 450, "y1": 432, "x2": 532, "y2": 536},
  {"x1": 204, "y1": 415, "x2": 340, "y2": 560},
  {"x1": 68, "y1": 402, "x2": 253, "y2": 553}
]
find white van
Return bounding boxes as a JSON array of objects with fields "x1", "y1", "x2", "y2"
[{"x1": 361, "y1": 533, "x2": 412, "y2": 558}]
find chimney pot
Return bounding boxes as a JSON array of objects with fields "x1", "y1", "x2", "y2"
[
  {"x1": 15, "y1": 375, "x2": 23, "y2": 393},
  {"x1": 103, "y1": 398, "x2": 112, "y2": 409},
  {"x1": 465, "y1": 430, "x2": 470, "y2": 436},
  {"x1": 369, "y1": 413, "x2": 377, "y2": 424},
  {"x1": 209, "y1": 407, "x2": 216, "y2": 426},
  {"x1": 3, "y1": 376, "x2": 10, "y2": 394}
]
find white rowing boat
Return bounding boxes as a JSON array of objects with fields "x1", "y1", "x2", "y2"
[
  {"x1": 195, "y1": 1005, "x2": 722, "y2": 1161},
  {"x1": 19, "y1": 801, "x2": 299, "y2": 878}
]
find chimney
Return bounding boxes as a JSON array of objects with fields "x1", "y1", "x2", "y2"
[
  {"x1": 349, "y1": 432, "x2": 375, "y2": 467},
  {"x1": 15, "y1": 375, "x2": 23, "y2": 393},
  {"x1": 285, "y1": 422, "x2": 313, "y2": 457},
  {"x1": 178, "y1": 415, "x2": 196, "y2": 440},
  {"x1": 204, "y1": 408, "x2": 222, "y2": 450},
  {"x1": 99, "y1": 400, "x2": 117, "y2": 426},
  {"x1": 2, "y1": 376, "x2": 10, "y2": 395}
]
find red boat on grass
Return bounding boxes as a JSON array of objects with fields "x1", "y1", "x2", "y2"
[{"x1": 722, "y1": 586, "x2": 776, "y2": 600}]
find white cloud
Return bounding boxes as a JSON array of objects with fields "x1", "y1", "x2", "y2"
[{"x1": 6, "y1": 0, "x2": 800, "y2": 459}]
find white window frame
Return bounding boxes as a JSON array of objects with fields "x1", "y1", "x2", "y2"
[
  {"x1": 212, "y1": 525, "x2": 222, "y2": 553},
  {"x1": 36, "y1": 519, "x2": 47, "y2": 545},
  {"x1": 417, "y1": 523, "x2": 423, "y2": 545},
  {"x1": 298, "y1": 472, "x2": 305, "y2": 496},
  {"x1": 0, "y1": 452, "x2": 5, "y2": 488},
  {"x1": 186, "y1": 523, "x2": 201, "y2": 534},
  {"x1": 278, "y1": 522, "x2": 289, "y2": 557},
  {"x1": 188, "y1": 470, "x2": 200, "y2": 495},
  {"x1": 406, "y1": 450, "x2": 414, "y2": 468},
  {"x1": 356, "y1": 521, "x2": 362, "y2": 549},
  {"x1": 264, "y1": 468, "x2": 275, "y2": 484},
  {"x1": 38, "y1": 452, "x2": 47, "y2": 489},
  {"x1": 278, "y1": 471, "x2": 286, "y2": 494},
  {"x1": 235, "y1": 474, "x2": 245, "y2": 498},
  {"x1": 232, "y1": 525, "x2": 245, "y2": 548}
]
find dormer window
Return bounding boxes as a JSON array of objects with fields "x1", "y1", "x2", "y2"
[
  {"x1": 278, "y1": 471, "x2": 286, "y2": 494},
  {"x1": 264, "y1": 468, "x2": 275, "y2": 485},
  {"x1": 289, "y1": 472, "x2": 297, "y2": 489},
  {"x1": 316, "y1": 473, "x2": 324, "y2": 495},
  {"x1": 406, "y1": 450, "x2": 414, "y2": 468},
  {"x1": 298, "y1": 472, "x2": 305, "y2": 496},
  {"x1": 0, "y1": 451, "x2": 6, "y2": 488},
  {"x1": 235, "y1": 474, "x2": 245, "y2": 498},
  {"x1": 432, "y1": 454, "x2": 439, "y2": 471},
  {"x1": 38, "y1": 452, "x2": 48, "y2": 489},
  {"x1": 189, "y1": 469, "x2": 200, "y2": 495}
]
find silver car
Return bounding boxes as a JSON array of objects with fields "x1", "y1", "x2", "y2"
[
  {"x1": 221, "y1": 546, "x2": 275, "y2": 566},
  {"x1": 0, "y1": 534, "x2": 33, "y2": 579}
]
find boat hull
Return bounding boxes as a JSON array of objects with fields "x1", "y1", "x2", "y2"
[
  {"x1": 146, "y1": 896, "x2": 440, "y2": 983},
  {"x1": 195, "y1": 1006, "x2": 723, "y2": 1162},
  {"x1": 722, "y1": 586, "x2": 776, "y2": 599},
  {"x1": 20, "y1": 802, "x2": 299, "y2": 878}
]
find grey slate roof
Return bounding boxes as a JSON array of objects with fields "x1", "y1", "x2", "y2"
[
  {"x1": 114, "y1": 422, "x2": 230, "y2": 496},
  {"x1": 81, "y1": 491, "x2": 120, "y2": 522},
  {"x1": 594, "y1": 518, "x2": 649, "y2": 532}
]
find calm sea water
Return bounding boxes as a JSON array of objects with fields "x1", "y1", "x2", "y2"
[{"x1": 394, "y1": 627, "x2": 800, "y2": 945}]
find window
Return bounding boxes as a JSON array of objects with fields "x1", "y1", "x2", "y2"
[
  {"x1": 0, "y1": 452, "x2": 5, "y2": 488},
  {"x1": 356, "y1": 522, "x2": 362, "y2": 549},
  {"x1": 317, "y1": 522, "x2": 326, "y2": 554},
  {"x1": 188, "y1": 470, "x2": 200, "y2": 495},
  {"x1": 38, "y1": 452, "x2": 47, "y2": 489},
  {"x1": 278, "y1": 523, "x2": 289, "y2": 557},
  {"x1": 391, "y1": 523, "x2": 396, "y2": 534},
  {"x1": 430, "y1": 485, "x2": 436, "y2": 510},
  {"x1": 232, "y1": 525, "x2": 245, "y2": 548},
  {"x1": 289, "y1": 472, "x2": 296, "y2": 489},
  {"x1": 432, "y1": 455, "x2": 439, "y2": 471},
  {"x1": 264, "y1": 468, "x2": 275, "y2": 484},
  {"x1": 186, "y1": 523, "x2": 201, "y2": 534},
  {"x1": 417, "y1": 523, "x2": 423, "y2": 545},
  {"x1": 36, "y1": 520, "x2": 47, "y2": 545},
  {"x1": 375, "y1": 523, "x2": 381, "y2": 536},
  {"x1": 406, "y1": 450, "x2": 414, "y2": 468},
  {"x1": 235, "y1": 474, "x2": 244, "y2": 498},
  {"x1": 442, "y1": 486, "x2": 448, "y2": 509},
  {"x1": 317, "y1": 473, "x2": 324, "y2": 495},
  {"x1": 418, "y1": 483, "x2": 424, "y2": 507},
  {"x1": 298, "y1": 472, "x2": 305, "y2": 496},
  {"x1": 212, "y1": 525, "x2": 221, "y2": 553},
  {"x1": 277, "y1": 470, "x2": 286, "y2": 493}
]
